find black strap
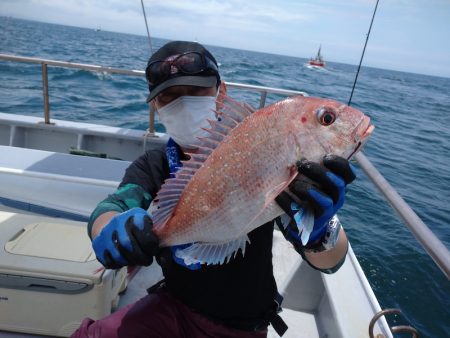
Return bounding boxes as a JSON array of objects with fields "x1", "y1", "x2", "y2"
[
  {"x1": 146, "y1": 278, "x2": 166, "y2": 294},
  {"x1": 263, "y1": 292, "x2": 288, "y2": 336},
  {"x1": 268, "y1": 312, "x2": 288, "y2": 337},
  {"x1": 274, "y1": 292, "x2": 284, "y2": 309}
]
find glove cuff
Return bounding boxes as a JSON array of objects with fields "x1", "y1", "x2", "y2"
[{"x1": 303, "y1": 215, "x2": 341, "y2": 253}]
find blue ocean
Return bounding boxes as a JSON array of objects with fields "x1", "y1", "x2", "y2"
[{"x1": 1, "y1": 17, "x2": 449, "y2": 337}]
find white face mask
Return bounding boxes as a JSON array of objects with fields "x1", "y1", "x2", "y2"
[{"x1": 157, "y1": 95, "x2": 218, "y2": 149}]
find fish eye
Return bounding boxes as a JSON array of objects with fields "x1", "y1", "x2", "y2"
[{"x1": 316, "y1": 107, "x2": 336, "y2": 126}]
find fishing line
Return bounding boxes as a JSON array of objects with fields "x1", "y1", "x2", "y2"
[
  {"x1": 348, "y1": 0, "x2": 380, "y2": 106},
  {"x1": 140, "y1": 0, "x2": 153, "y2": 55}
]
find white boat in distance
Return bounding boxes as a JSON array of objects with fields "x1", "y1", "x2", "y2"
[{"x1": 0, "y1": 53, "x2": 431, "y2": 338}]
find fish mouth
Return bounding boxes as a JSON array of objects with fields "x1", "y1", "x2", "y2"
[
  {"x1": 348, "y1": 117, "x2": 375, "y2": 159},
  {"x1": 357, "y1": 116, "x2": 374, "y2": 138},
  {"x1": 361, "y1": 120, "x2": 375, "y2": 138}
]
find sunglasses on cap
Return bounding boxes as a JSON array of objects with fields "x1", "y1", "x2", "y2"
[{"x1": 146, "y1": 51, "x2": 219, "y2": 87}]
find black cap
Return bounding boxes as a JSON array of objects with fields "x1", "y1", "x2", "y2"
[{"x1": 145, "y1": 41, "x2": 220, "y2": 102}]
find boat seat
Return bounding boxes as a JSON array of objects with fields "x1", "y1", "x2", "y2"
[{"x1": 0, "y1": 145, "x2": 130, "y2": 216}]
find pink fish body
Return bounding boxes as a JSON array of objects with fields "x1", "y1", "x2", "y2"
[{"x1": 152, "y1": 95, "x2": 373, "y2": 264}]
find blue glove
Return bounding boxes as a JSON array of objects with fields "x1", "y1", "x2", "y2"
[
  {"x1": 276, "y1": 155, "x2": 356, "y2": 245},
  {"x1": 92, "y1": 207, "x2": 159, "y2": 269}
]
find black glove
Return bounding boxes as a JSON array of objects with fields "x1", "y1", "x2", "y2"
[
  {"x1": 92, "y1": 208, "x2": 159, "y2": 269},
  {"x1": 276, "y1": 155, "x2": 356, "y2": 245}
]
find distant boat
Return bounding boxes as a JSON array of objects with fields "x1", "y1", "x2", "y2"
[{"x1": 308, "y1": 45, "x2": 326, "y2": 68}]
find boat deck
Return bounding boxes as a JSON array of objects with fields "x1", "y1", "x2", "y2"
[{"x1": 0, "y1": 205, "x2": 390, "y2": 338}]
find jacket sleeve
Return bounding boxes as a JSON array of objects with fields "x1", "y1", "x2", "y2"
[{"x1": 87, "y1": 149, "x2": 168, "y2": 238}]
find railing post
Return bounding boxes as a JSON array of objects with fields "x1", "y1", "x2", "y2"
[
  {"x1": 259, "y1": 91, "x2": 267, "y2": 108},
  {"x1": 148, "y1": 104, "x2": 155, "y2": 135},
  {"x1": 143, "y1": 104, "x2": 157, "y2": 152},
  {"x1": 41, "y1": 62, "x2": 50, "y2": 124}
]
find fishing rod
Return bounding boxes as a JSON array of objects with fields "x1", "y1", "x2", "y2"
[
  {"x1": 347, "y1": 0, "x2": 380, "y2": 106},
  {"x1": 140, "y1": 0, "x2": 153, "y2": 55}
]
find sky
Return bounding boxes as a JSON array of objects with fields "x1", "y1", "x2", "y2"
[{"x1": 1, "y1": 0, "x2": 449, "y2": 78}]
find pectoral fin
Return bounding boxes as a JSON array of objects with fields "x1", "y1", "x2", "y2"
[{"x1": 264, "y1": 169, "x2": 299, "y2": 209}]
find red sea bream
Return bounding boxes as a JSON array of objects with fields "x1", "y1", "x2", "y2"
[{"x1": 151, "y1": 95, "x2": 374, "y2": 265}]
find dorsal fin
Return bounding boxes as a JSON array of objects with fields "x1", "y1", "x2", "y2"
[
  {"x1": 152, "y1": 94, "x2": 257, "y2": 232},
  {"x1": 195, "y1": 146, "x2": 213, "y2": 156},
  {"x1": 188, "y1": 153, "x2": 209, "y2": 162},
  {"x1": 197, "y1": 136, "x2": 220, "y2": 149},
  {"x1": 218, "y1": 94, "x2": 255, "y2": 120},
  {"x1": 243, "y1": 102, "x2": 256, "y2": 114},
  {"x1": 176, "y1": 173, "x2": 195, "y2": 181},
  {"x1": 202, "y1": 127, "x2": 227, "y2": 142},
  {"x1": 180, "y1": 160, "x2": 203, "y2": 169},
  {"x1": 215, "y1": 111, "x2": 240, "y2": 129},
  {"x1": 207, "y1": 118, "x2": 232, "y2": 134}
]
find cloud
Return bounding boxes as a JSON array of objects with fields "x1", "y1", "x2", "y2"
[
  {"x1": 1, "y1": 0, "x2": 449, "y2": 77},
  {"x1": 146, "y1": 0, "x2": 309, "y2": 23}
]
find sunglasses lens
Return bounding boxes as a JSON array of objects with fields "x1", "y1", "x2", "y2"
[
  {"x1": 147, "y1": 61, "x2": 171, "y2": 85},
  {"x1": 146, "y1": 52, "x2": 218, "y2": 87},
  {"x1": 176, "y1": 53, "x2": 204, "y2": 74}
]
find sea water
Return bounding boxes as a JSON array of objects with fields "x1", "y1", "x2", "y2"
[{"x1": 0, "y1": 17, "x2": 449, "y2": 337}]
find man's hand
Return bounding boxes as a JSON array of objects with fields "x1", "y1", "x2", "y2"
[
  {"x1": 92, "y1": 208, "x2": 159, "y2": 269},
  {"x1": 276, "y1": 155, "x2": 356, "y2": 245}
]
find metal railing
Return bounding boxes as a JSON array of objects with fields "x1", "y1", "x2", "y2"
[
  {"x1": 0, "y1": 54, "x2": 307, "y2": 127},
  {"x1": 0, "y1": 54, "x2": 146, "y2": 125},
  {"x1": 0, "y1": 53, "x2": 449, "y2": 279},
  {"x1": 355, "y1": 153, "x2": 450, "y2": 278}
]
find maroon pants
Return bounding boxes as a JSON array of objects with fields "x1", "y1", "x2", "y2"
[{"x1": 71, "y1": 287, "x2": 268, "y2": 338}]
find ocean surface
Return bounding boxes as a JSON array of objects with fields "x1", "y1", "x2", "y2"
[{"x1": 1, "y1": 17, "x2": 449, "y2": 337}]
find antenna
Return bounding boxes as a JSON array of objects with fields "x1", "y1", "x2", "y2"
[
  {"x1": 140, "y1": 0, "x2": 153, "y2": 55},
  {"x1": 348, "y1": 0, "x2": 380, "y2": 106}
]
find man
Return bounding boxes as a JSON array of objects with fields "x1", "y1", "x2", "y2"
[{"x1": 72, "y1": 41, "x2": 355, "y2": 337}]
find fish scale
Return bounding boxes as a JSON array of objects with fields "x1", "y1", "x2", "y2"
[{"x1": 151, "y1": 95, "x2": 373, "y2": 265}]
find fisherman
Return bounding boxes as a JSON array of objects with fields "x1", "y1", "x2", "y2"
[{"x1": 72, "y1": 41, "x2": 356, "y2": 338}]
